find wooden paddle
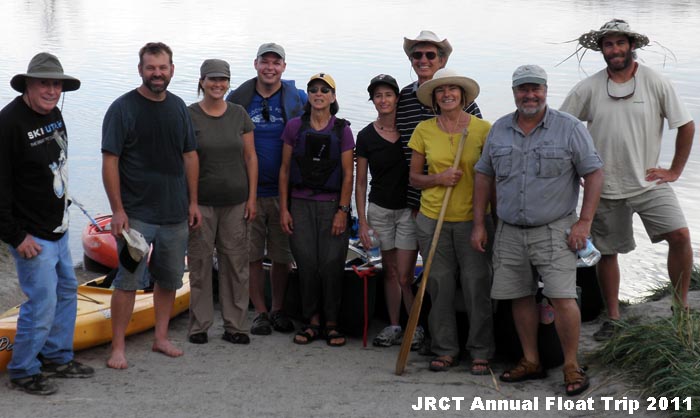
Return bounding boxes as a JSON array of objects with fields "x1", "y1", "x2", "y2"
[{"x1": 395, "y1": 127, "x2": 468, "y2": 375}]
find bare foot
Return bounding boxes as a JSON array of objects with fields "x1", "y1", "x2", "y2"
[
  {"x1": 151, "y1": 339, "x2": 183, "y2": 357},
  {"x1": 107, "y1": 349, "x2": 128, "y2": 369}
]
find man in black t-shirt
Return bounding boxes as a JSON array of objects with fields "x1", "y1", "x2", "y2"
[{"x1": 0, "y1": 52, "x2": 94, "y2": 395}]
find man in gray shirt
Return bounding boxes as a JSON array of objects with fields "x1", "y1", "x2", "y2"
[{"x1": 471, "y1": 65, "x2": 603, "y2": 396}]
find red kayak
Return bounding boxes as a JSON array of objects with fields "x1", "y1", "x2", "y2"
[{"x1": 81, "y1": 214, "x2": 118, "y2": 270}]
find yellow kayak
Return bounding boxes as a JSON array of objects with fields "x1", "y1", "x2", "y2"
[{"x1": 0, "y1": 272, "x2": 190, "y2": 372}]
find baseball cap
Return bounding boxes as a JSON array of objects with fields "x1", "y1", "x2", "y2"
[
  {"x1": 512, "y1": 65, "x2": 548, "y2": 87},
  {"x1": 200, "y1": 59, "x2": 230, "y2": 79},
  {"x1": 257, "y1": 43, "x2": 286, "y2": 60},
  {"x1": 307, "y1": 73, "x2": 336, "y2": 90}
]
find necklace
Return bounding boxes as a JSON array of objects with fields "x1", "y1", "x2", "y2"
[
  {"x1": 374, "y1": 119, "x2": 396, "y2": 132},
  {"x1": 438, "y1": 112, "x2": 465, "y2": 145}
]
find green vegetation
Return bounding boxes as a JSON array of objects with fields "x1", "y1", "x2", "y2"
[
  {"x1": 595, "y1": 268, "x2": 700, "y2": 418},
  {"x1": 643, "y1": 265, "x2": 700, "y2": 303}
]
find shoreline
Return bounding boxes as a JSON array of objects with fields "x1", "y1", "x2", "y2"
[{"x1": 1, "y1": 244, "x2": 695, "y2": 417}]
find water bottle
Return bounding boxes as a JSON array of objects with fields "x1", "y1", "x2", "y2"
[
  {"x1": 366, "y1": 229, "x2": 382, "y2": 264},
  {"x1": 576, "y1": 238, "x2": 601, "y2": 268},
  {"x1": 566, "y1": 229, "x2": 602, "y2": 268}
]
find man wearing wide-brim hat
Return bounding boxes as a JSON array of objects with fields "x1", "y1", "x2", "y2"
[
  {"x1": 473, "y1": 65, "x2": 603, "y2": 396},
  {"x1": 561, "y1": 19, "x2": 696, "y2": 341},
  {"x1": 395, "y1": 29, "x2": 485, "y2": 353},
  {"x1": 0, "y1": 52, "x2": 94, "y2": 396}
]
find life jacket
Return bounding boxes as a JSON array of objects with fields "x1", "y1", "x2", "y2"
[{"x1": 289, "y1": 116, "x2": 348, "y2": 193}]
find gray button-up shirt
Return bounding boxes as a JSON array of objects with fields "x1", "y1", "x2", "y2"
[{"x1": 475, "y1": 106, "x2": 602, "y2": 226}]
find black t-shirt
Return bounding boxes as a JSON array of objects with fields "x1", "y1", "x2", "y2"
[
  {"x1": 0, "y1": 96, "x2": 70, "y2": 247},
  {"x1": 102, "y1": 90, "x2": 197, "y2": 224},
  {"x1": 355, "y1": 123, "x2": 408, "y2": 210}
]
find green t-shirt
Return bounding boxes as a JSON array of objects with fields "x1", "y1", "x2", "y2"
[{"x1": 188, "y1": 102, "x2": 255, "y2": 206}]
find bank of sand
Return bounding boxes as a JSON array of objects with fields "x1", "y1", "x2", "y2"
[{"x1": 1, "y1": 244, "x2": 694, "y2": 417}]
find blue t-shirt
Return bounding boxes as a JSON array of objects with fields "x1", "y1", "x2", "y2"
[{"x1": 248, "y1": 92, "x2": 286, "y2": 197}]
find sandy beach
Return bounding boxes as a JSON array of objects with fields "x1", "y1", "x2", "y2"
[{"x1": 0, "y1": 244, "x2": 693, "y2": 418}]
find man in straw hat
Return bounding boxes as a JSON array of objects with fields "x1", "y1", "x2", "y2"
[
  {"x1": 395, "y1": 29, "x2": 483, "y2": 353},
  {"x1": 472, "y1": 65, "x2": 603, "y2": 396},
  {"x1": 560, "y1": 19, "x2": 695, "y2": 340},
  {"x1": 0, "y1": 52, "x2": 94, "y2": 395},
  {"x1": 102, "y1": 42, "x2": 201, "y2": 369}
]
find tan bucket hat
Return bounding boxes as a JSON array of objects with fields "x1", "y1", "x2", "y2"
[{"x1": 416, "y1": 68, "x2": 479, "y2": 108}]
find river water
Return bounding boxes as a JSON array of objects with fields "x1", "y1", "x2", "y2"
[{"x1": 1, "y1": 0, "x2": 698, "y2": 302}]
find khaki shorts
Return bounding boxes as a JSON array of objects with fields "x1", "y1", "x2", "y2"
[
  {"x1": 592, "y1": 184, "x2": 688, "y2": 254},
  {"x1": 491, "y1": 215, "x2": 578, "y2": 300},
  {"x1": 367, "y1": 203, "x2": 417, "y2": 251},
  {"x1": 248, "y1": 196, "x2": 293, "y2": 263}
]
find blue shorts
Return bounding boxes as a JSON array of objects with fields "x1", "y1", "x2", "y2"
[{"x1": 113, "y1": 218, "x2": 188, "y2": 291}]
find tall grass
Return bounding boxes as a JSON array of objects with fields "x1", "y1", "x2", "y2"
[
  {"x1": 644, "y1": 265, "x2": 700, "y2": 302},
  {"x1": 595, "y1": 305, "x2": 700, "y2": 418}
]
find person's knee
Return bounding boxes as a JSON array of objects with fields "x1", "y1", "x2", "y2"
[{"x1": 663, "y1": 227, "x2": 690, "y2": 247}]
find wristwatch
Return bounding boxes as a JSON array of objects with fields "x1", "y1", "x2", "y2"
[{"x1": 337, "y1": 205, "x2": 351, "y2": 213}]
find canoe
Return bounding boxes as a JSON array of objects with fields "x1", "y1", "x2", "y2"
[
  {"x1": 81, "y1": 214, "x2": 118, "y2": 270},
  {"x1": 0, "y1": 272, "x2": 190, "y2": 372}
]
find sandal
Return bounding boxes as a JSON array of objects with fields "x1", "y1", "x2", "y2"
[
  {"x1": 293, "y1": 324, "x2": 320, "y2": 345},
  {"x1": 500, "y1": 357, "x2": 547, "y2": 382},
  {"x1": 563, "y1": 364, "x2": 590, "y2": 396},
  {"x1": 429, "y1": 355, "x2": 458, "y2": 372},
  {"x1": 325, "y1": 326, "x2": 347, "y2": 347},
  {"x1": 470, "y1": 359, "x2": 491, "y2": 376}
]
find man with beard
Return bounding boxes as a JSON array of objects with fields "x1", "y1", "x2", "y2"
[
  {"x1": 102, "y1": 42, "x2": 201, "y2": 369},
  {"x1": 472, "y1": 65, "x2": 603, "y2": 396},
  {"x1": 226, "y1": 43, "x2": 306, "y2": 336},
  {"x1": 561, "y1": 20, "x2": 695, "y2": 340}
]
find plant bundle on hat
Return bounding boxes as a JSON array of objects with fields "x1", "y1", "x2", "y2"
[
  {"x1": 578, "y1": 19, "x2": 650, "y2": 51},
  {"x1": 10, "y1": 52, "x2": 80, "y2": 93},
  {"x1": 416, "y1": 68, "x2": 479, "y2": 109}
]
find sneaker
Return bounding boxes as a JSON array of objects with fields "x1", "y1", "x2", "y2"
[
  {"x1": 9, "y1": 374, "x2": 58, "y2": 395},
  {"x1": 40, "y1": 359, "x2": 94, "y2": 378},
  {"x1": 372, "y1": 325, "x2": 403, "y2": 347},
  {"x1": 270, "y1": 310, "x2": 295, "y2": 333},
  {"x1": 251, "y1": 312, "x2": 272, "y2": 335},
  {"x1": 593, "y1": 320, "x2": 619, "y2": 341},
  {"x1": 411, "y1": 326, "x2": 425, "y2": 351}
]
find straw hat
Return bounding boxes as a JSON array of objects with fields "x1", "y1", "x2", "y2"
[
  {"x1": 416, "y1": 68, "x2": 479, "y2": 108},
  {"x1": 11, "y1": 52, "x2": 80, "y2": 93},
  {"x1": 578, "y1": 19, "x2": 650, "y2": 51},
  {"x1": 403, "y1": 30, "x2": 453, "y2": 60}
]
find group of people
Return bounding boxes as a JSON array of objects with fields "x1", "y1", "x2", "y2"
[{"x1": 0, "y1": 19, "x2": 694, "y2": 397}]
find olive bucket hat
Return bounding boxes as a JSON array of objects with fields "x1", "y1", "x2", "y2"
[{"x1": 11, "y1": 52, "x2": 81, "y2": 93}]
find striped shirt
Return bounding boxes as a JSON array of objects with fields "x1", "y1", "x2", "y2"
[{"x1": 396, "y1": 81, "x2": 483, "y2": 210}]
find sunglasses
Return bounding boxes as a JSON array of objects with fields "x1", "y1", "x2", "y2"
[
  {"x1": 607, "y1": 75, "x2": 636, "y2": 100},
  {"x1": 261, "y1": 98, "x2": 270, "y2": 121},
  {"x1": 308, "y1": 86, "x2": 332, "y2": 94},
  {"x1": 411, "y1": 51, "x2": 437, "y2": 60}
]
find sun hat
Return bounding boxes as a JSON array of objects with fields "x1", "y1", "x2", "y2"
[
  {"x1": 120, "y1": 228, "x2": 149, "y2": 273},
  {"x1": 416, "y1": 68, "x2": 479, "y2": 108},
  {"x1": 257, "y1": 42, "x2": 286, "y2": 60},
  {"x1": 512, "y1": 65, "x2": 548, "y2": 87},
  {"x1": 11, "y1": 52, "x2": 81, "y2": 93},
  {"x1": 578, "y1": 19, "x2": 650, "y2": 51},
  {"x1": 367, "y1": 74, "x2": 399, "y2": 98},
  {"x1": 403, "y1": 30, "x2": 453, "y2": 60},
  {"x1": 200, "y1": 59, "x2": 230, "y2": 79},
  {"x1": 308, "y1": 72, "x2": 336, "y2": 90}
]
